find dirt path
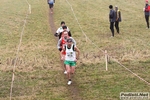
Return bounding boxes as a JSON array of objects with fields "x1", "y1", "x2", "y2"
[{"x1": 48, "y1": 11, "x2": 82, "y2": 100}]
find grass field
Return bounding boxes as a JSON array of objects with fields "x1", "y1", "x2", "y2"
[{"x1": 0, "y1": 0, "x2": 150, "y2": 100}]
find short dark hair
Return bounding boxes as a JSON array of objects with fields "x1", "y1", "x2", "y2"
[
  {"x1": 67, "y1": 38, "x2": 72, "y2": 42},
  {"x1": 62, "y1": 25, "x2": 67, "y2": 29},
  {"x1": 109, "y1": 5, "x2": 113, "y2": 9},
  {"x1": 61, "y1": 21, "x2": 65, "y2": 25}
]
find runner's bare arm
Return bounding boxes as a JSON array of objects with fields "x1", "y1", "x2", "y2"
[
  {"x1": 60, "y1": 48, "x2": 65, "y2": 60},
  {"x1": 75, "y1": 47, "x2": 80, "y2": 60},
  {"x1": 57, "y1": 38, "x2": 62, "y2": 50},
  {"x1": 71, "y1": 38, "x2": 76, "y2": 46}
]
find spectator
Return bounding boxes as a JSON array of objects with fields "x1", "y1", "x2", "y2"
[
  {"x1": 115, "y1": 6, "x2": 121, "y2": 34},
  {"x1": 144, "y1": 1, "x2": 150, "y2": 29},
  {"x1": 109, "y1": 5, "x2": 116, "y2": 37}
]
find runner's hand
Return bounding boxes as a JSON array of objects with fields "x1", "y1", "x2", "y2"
[
  {"x1": 61, "y1": 57, "x2": 64, "y2": 61},
  {"x1": 54, "y1": 33, "x2": 58, "y2": 37},
  {"x1": 59, "y1": 48, "x2": 62, "y2": 51},
  {"x1": 75, "y1": 58, "x2": 78, "y2": 62}
]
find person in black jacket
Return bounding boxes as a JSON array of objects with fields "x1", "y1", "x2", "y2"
[{"x1": 109, "y1": 5, "x2": 116, "y2": 37}]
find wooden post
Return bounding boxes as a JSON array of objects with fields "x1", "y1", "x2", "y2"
[
  {"x1": 29, "y1": 5, "x2": 31, "y2": 14},
  {"x1": 85, "y1": 37, "x2": 87, "y2": 42},
  {"x1": 105, "y1": 50, "x2": 108, "y2": 71}
]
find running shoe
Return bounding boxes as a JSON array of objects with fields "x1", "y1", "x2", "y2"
[
  {"x1": 67, "y1": 81, "x2": 72, "y2": 85},
  {"x1": 64, "y1": 70, "x2": 67, "y2": 74}
]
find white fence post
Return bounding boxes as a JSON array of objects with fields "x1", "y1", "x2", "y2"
[{"x1": 105, "y1": 50, "x2": 108, "y2": 71}]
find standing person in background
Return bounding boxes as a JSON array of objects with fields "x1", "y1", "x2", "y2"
[
  {"x1": 115, "y1": 6, "x2": 121, "y2": 34},
  {"x1": 109, "y1": 5, "x2": 116, "y2": 37},
  {"x1": 144, "y1": 0, "x2": 150, "y2": 29},
  {"x1": 47, "y1": 0, "x2": 55, "y2": 13}
]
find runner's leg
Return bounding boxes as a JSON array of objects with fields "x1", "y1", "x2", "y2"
[
  {"x1": 66, "y1": 65, "x2": 71, "y2": 79},
  {"x1": 50, "y1": 4, "x2": 53, "y2": 13},
  {"x1": 71, "y1": 66, "x2": 75, "y2": 74}
]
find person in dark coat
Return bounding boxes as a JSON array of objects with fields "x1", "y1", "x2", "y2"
[{"x1": 109, "y1": 5, "x2": 116, "y2": 37}]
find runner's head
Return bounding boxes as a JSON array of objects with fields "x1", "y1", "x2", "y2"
[
  {"x1": 62, "y1": 25, "x2": 67, "y2": 31},
  {"x1": 109, "y1": 5, "x2": 113, "y2": 9},
  {"x1": 61, "y1": 21, "x2": 65, "y2": 26},
  {"x1": 63, "y1": 31, "x2": 68, "y2": 39},
  {"x1": 115, "y1": 6, "x2": 118, "y2": 11},
  {"x1": 67, "y1": 38, "x2": 72, "y2": 46}
]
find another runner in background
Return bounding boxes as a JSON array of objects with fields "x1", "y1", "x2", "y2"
[
  {"x1": 59, "y1": 26, "x2": 72, "y2": 39},
  {"x1": 47, "y1": 0, "x2": 55, "y2": 13},
  {"x1": 55, "y1": 21, "x2": 70, "y2": 37}
]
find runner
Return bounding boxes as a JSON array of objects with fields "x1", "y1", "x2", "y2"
[
  {"x1": 54, "y1": 21, "x2": 70, "y2": 37},
  {"x1": 59, "y1": 26, "x2": 72, "y2": 39},
  {"x1": 47, "y1": 0, "x2": 55, "y2": 13},
  {"x1": 60, "y1": 38, "x2": 80, "y2": 85},
  {"x1": 57, "y1": 31, "x2": 76, "y2": 74}
]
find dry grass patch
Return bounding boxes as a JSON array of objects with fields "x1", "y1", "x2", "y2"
[
  {"x1": 0, "y1": 0, "x2": 150, "y2": 100},
  {"x1": 0, "y1": 0, "x2": 70, "y2": 100},
  {"x1": 54, "y1": 0, "x2": 150, "y2": 99}
]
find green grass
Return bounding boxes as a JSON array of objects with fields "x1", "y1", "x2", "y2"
[
  {"x1": 0, "y1": 0, "x2": 69, "y2": 100},
  {"x1": 0, "y1": 0, "x2": 150, "y2": 100}
]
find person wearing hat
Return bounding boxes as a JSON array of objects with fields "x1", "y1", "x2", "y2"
[
  {"x1": 115, "y1": 6, "x2": 121, "y2": 34},
  {"x1": 60, "y1": 38, "x2": 80, "y2": 85},
  {"x1": 54, "y1": 21, "x2": 70, "y2": 37},
  {"x1": 144, "y1": 1, "x2": 150, "y2": 29},
  {"x1": 109, "y1": 5, "x2": 116, "y2": 37}
]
